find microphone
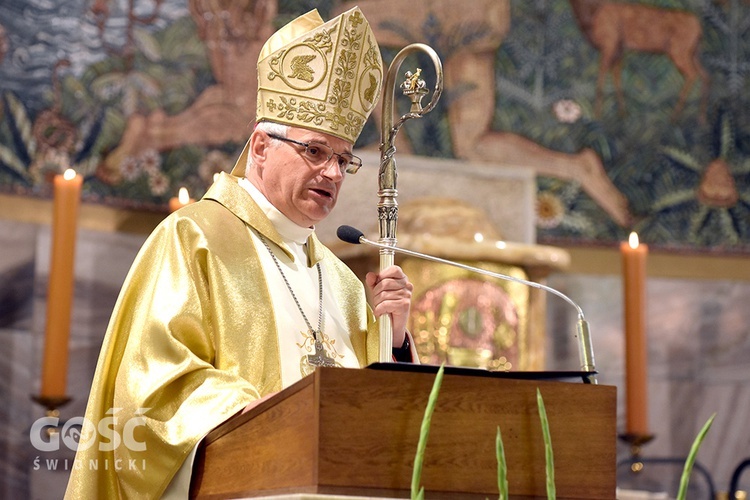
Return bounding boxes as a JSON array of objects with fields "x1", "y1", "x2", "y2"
[{"x1": 337, "y1": 225, "x2": 597, "y2": 383}]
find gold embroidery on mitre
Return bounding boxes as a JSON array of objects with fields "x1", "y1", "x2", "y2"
[{"x1": 256, "y1": 7, "x2": 383, "y2": 144}]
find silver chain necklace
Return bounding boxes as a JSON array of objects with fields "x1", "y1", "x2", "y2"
[{"x1": 259, "y1": 235, "x2": 335, "y2": 368}]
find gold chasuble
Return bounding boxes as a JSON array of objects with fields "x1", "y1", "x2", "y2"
[{"x1": 65, "y1": 173, "x2": 380, "y2": 498}]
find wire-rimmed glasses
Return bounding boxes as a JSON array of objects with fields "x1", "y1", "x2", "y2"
[{"x1": 266, "y1": 133, "x2": 363, "y2": 174}]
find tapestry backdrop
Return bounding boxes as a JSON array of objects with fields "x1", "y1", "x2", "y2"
[{"x1": 0, "y1": 0, "x2": 748, "y2": 254}]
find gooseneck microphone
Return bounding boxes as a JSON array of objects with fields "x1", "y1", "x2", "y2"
[{"x1": 337, "y1": 224, "x2": 597, "y2": 383}]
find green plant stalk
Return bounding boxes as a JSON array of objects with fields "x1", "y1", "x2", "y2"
[
  {"x1": 537, "y1": 388, "x2": 556, "y2": 500},
  {"x1": 411, "y1": 364, "x2": 445, "y2": 500},
  {"x1": 676, "y1": 413, "x2": 716, "y2": 500},
  {"x1": 496, "y1": 426, "x2": 509, "y2": 500}
]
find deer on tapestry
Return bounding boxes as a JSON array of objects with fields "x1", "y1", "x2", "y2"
[{"x1": 568, "y1": 0, "x2": 710, "y2": 123}]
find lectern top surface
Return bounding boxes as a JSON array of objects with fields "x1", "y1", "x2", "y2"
[{"x1": 366, "y1": 362, "x2": 598, "y2": 384}]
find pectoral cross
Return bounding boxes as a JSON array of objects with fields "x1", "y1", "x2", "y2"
[{"x1": 307, "y1": 339, "x2": 337, "y2": 368}]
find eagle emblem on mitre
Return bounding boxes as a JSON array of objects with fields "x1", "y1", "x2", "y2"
[{"x1": 289, "y1": 54, "x2": 317, "y2": 83}]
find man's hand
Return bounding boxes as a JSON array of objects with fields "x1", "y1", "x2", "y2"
[{"x1": 365, "y1": 265, "x2": 414, "y2": 346}]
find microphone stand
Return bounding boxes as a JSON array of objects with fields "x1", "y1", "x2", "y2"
[
  {"x1": 376, "y1": 44, "x2": 443, "y2": 362},
  {"x1": 353, "y1": 231, "x2": 598, "y2": 383}
]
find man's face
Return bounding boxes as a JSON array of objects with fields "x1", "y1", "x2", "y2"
[{"x1": 252, "y1": 127, "x2": 351, "y2": 228}]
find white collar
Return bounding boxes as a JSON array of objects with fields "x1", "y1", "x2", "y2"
[{"x1": 239, "y1": 177, "x2": 314, "y2": 245}]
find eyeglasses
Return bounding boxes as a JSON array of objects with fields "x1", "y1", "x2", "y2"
[{"x1": 266, "y1": 133, "x2": 363, "y2": 174}]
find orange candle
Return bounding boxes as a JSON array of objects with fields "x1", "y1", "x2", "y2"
[
  {"x1": 40, "y1": 168, "x2": 83, "y2": 399},
  {"x1": 169, "y1": 187, "x2": 195, "y2": 212},
  {"x1": 620, "y1": 231, "x2": 649, "y2": 436}
]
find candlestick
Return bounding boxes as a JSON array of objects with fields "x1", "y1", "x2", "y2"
[
  {"x1": 169, "y1": 186, "x2": 195, "y2": 212},
  {"x1": 620, "y1": 231, "x2": 649, "y2": 439},
  {"x1": 39, "y1": 168, "x2": 82, "y2": 400}
]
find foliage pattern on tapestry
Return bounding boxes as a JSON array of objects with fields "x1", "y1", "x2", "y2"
[{"x1": 0, "y1": 0, "x2": 748, "y2": 254}]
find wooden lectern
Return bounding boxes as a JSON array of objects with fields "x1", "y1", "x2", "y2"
[{"x1": 190, "y1": 364, "x2": 616, "y2": 499}]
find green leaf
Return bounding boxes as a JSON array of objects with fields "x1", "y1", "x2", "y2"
[
  {"x1": 660, "y1": 146, "x2": 702, "y2": 172},
  {"x1": 416, "y1": 486, "x2": 424, "y2": 500},
  {"x1": 0, "y1": 144, "x2": 30, "y2": 180},
  {"x1": 537, "y1": 388, "x2": 555, "y2": 500},
  {"x1": 133, "y1": 27, "x2": 162, "y2": 62},
  {"x1": 4, "y1": 92, "x2": 36, "y2": 156},
  {"x1": 496, "y1": 426, "x2": 509, "y2": 500},
  {"x1": 412, "y1": 364, "x2": 445, "y2": 500},
  {"x1": 719, "y1": 115, "x2": 733, "y2": 159},
  {"x1": 651, "y1": 189, "x2": 695, "y2": 211},
  {"x1": 91, "y1": 72, "x2": 127, "y2": 100},
  {"x1": 676, "y1": 413, "x2": 716, "y2": 500}
]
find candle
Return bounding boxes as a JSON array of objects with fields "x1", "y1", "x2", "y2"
[
  {"x1": 169, "y1": 187, "x2": 195, "y2": 212},
  {"x1": 40, "y1": 168, "x2": 83, "y2": 399},
  {"x1": 620, "y1": 231, "x2": 649, "y2": 436}
]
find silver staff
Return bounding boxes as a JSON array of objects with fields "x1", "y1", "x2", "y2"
[{"x1": 377, "y1": 44, "x2": 443, "y2": 362}]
